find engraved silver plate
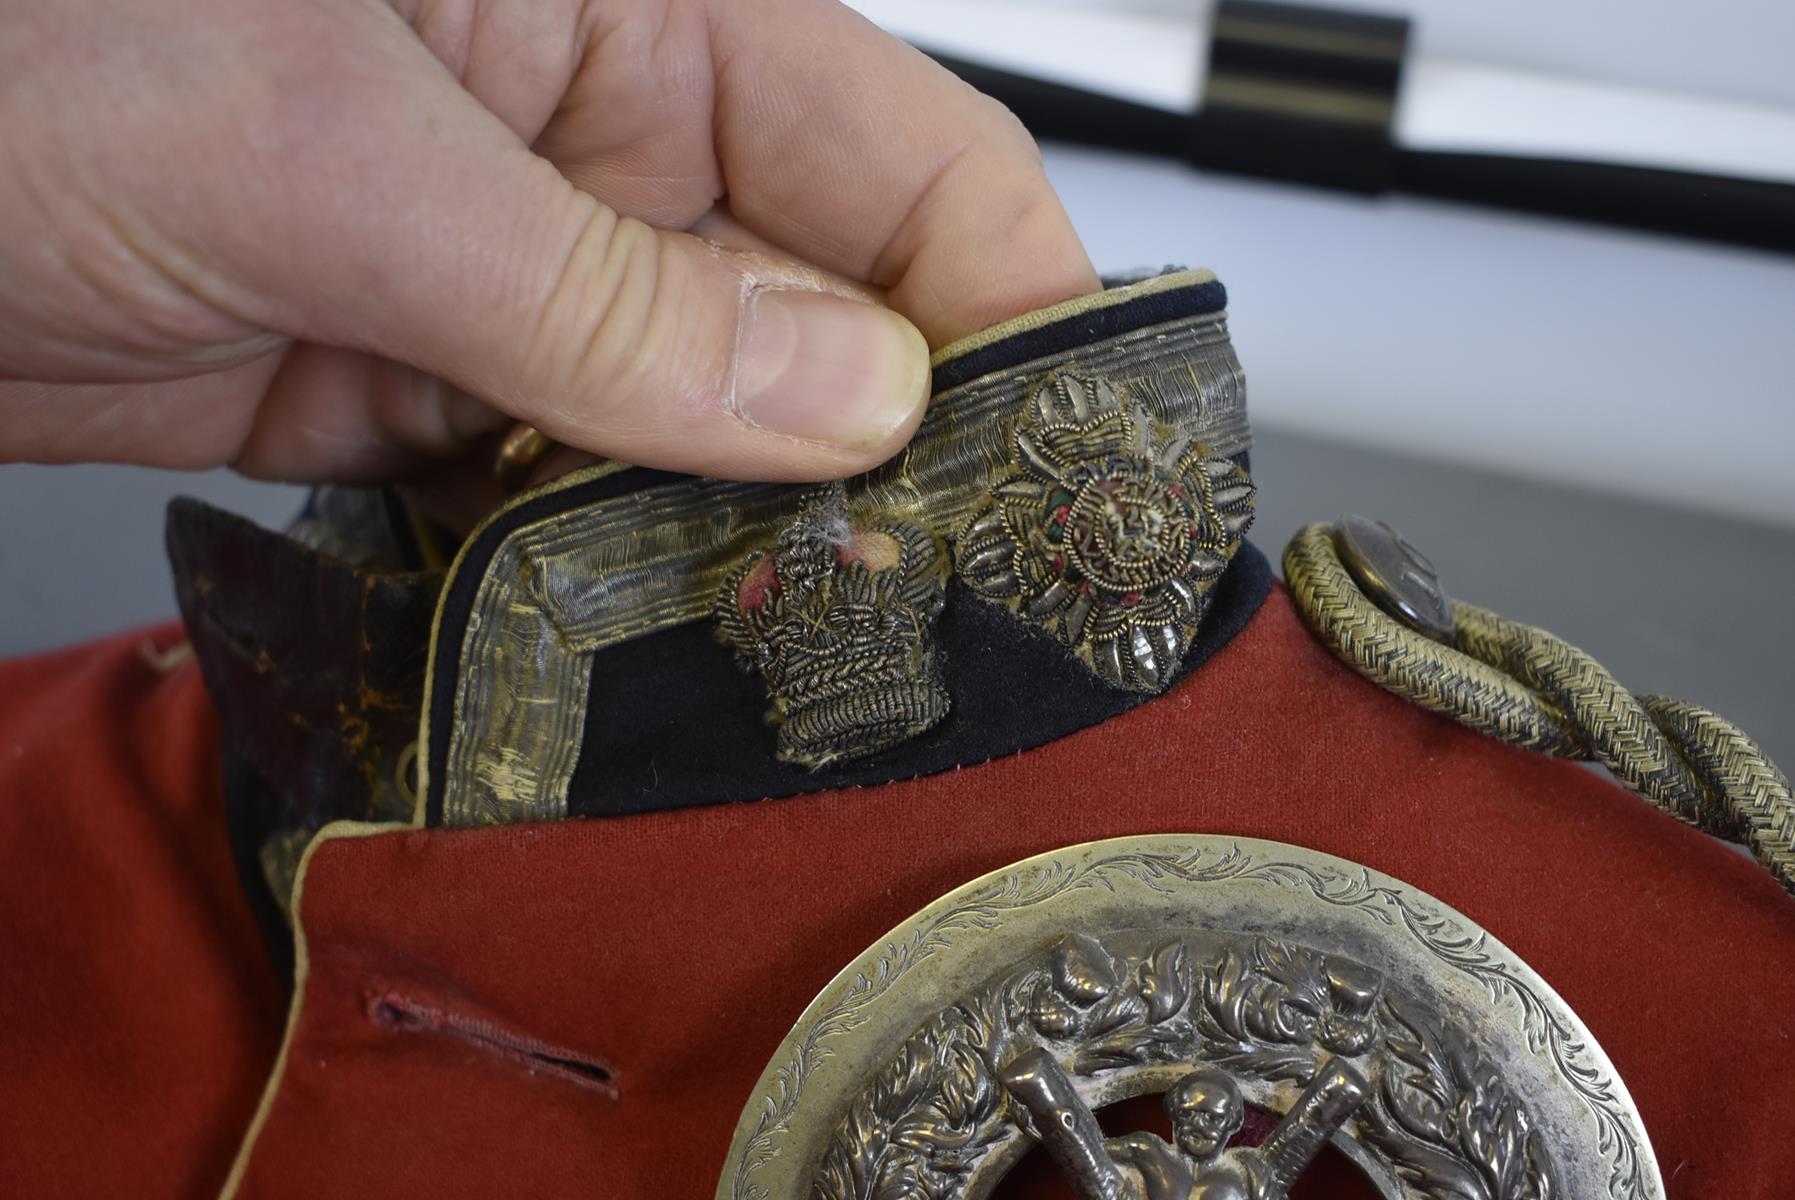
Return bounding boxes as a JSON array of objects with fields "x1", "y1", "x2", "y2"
[{"x1": 719, "y1": 836, "x2": 1661, "y2": 1200}]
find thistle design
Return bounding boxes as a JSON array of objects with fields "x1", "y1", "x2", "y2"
[
  {"x1": 716, "y1": 496, "x2": 950, "y2": 769},
  {"x1": 957, "y1": 374, "x2": 1255, "y2": 692}
]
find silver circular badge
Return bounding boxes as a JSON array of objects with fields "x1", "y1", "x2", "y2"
[{"x1": 718, "y1": 836, "x2": 1660, "y2": 1200}]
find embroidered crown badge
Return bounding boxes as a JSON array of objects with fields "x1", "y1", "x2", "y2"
[{"x1": 716, "y1": 492, "x2": 950, "y2": 770}]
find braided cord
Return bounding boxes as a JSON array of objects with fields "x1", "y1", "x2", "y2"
[{"x1": 1284, "y1": 522, "x2": 1795, "y2": 896}]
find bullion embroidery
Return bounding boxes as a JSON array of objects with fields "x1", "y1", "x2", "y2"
[
  {"x1": 429, "y1": 273, "x2": 1252, "y2": 825},
  {"x1": 957, "y1": 374, "x2": 1255, "y2": 692},
  {"x1": 716, "y1": 494, "x2": 950, "y2": 769}
]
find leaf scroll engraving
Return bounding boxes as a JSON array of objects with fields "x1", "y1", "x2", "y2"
[
  {"x1": 811, "y1": 932, "x2": 1559, "y2": 1200},
  {"x1": 1362, "y1": 1002, "x2": 1557, "y2": 1200},
  {"x1": 728, "y1": 845, "x2": 1651, "y2": 1200}
]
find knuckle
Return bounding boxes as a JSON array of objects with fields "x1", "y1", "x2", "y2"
[
  {"x1": 528, "y1": 199, "x2": 682, "y2": 432},
  {"x1": 575, "y1": 215, "x2": 667, "y2": 400},
  {"x1": 524, "y1": 199, "x2": 725, "y2": 446}
]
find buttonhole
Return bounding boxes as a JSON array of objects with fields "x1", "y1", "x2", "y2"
[{"x1": 368, "y1": 990, "x2": 619, "y2": 1100}]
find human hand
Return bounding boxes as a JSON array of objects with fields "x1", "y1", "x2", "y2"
[{"x1": 0, "y1": 0, "x2": 1097, "y2": 483}]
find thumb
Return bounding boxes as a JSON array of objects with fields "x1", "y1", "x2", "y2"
[
  {"x1": 437, "y1": 193, "x2": 933, "y2": 481},
  {"x1": 230, "y1": 38, "x2": 930, "y2": 481}
]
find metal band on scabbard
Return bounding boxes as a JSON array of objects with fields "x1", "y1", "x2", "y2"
[{"x1": 1283, "y1": 518, "x2": 1795, "y2": 897}]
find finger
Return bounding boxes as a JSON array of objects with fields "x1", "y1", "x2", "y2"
[
  {"x1": 236, "y1": 344, "x2": 508, "y2": 480},
  {"x1": 0, "y1": 344, "x2": 508, "y2": 480},
  {"x1": 0, "y1": 362, "x2": 278, "y2": 468},
  {"x1": 531, "y1": 0, "x2": 1101, "y2": 345},
  {"x1": 207, "y1": 9, "x2": 929, "y2": 481}
]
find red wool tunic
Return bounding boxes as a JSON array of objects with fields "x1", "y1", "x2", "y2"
[{"x1": 3, "y1": 588, "x2": 1793, "y2": 1197}]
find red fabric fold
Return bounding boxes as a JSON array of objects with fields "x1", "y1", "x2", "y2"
[{"x1": 0, "y1": 628, "x2": 282, "y2": 1198}]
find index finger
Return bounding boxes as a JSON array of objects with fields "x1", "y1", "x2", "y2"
[{"x1": 542, "y1": 0, "x2": 1101, "y2": 346}]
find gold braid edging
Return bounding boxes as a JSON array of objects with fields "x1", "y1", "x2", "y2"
[{"x1": 1283, "y1": 522, "x2": 1795, "y2": 896}]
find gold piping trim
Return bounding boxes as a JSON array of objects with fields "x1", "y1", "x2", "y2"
[
  {"x1": 928, "y1": 268, "x2": 1218, "y2": 368},
  {"x1": 405, "y1": 504, "x2": 451, "y2": 573},
  {"x1": 218, "y1": 820, "x2": 408, "y2": 1200}
]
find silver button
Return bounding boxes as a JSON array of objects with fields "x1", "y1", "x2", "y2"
[{"x1": 1333, "y1": 515, "x2": 1455, "y2": 641}]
